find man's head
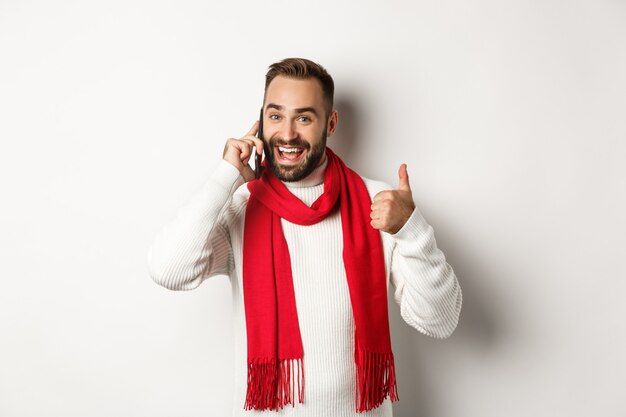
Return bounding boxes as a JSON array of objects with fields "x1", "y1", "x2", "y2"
[
  {"x1": 262, "y1": 58, "x2": 338, "y2": 182},
  {"x1": 264, "y1": 58, "x2": 335, "y2": 116}
]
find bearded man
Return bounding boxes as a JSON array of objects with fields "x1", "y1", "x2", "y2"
[{"x1": 148, "y1": 57, "x2": 462, "y2": 417}]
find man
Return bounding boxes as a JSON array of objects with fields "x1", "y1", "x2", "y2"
[{"x1": 147, "y1": 58, "x2": 462, "y2": 417}]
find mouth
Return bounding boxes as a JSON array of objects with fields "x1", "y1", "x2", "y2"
[{"x1": 275, "y1": 146, "x2": 306, "y2": 165}]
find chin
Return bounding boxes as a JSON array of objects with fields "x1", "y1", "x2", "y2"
[{"x1": 269, "y1": 150, "x2": 324, "y2": 182}]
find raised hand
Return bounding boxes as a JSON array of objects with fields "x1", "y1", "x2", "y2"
[
  {"x1": 222, "y1": 121, "x2": 264, "y2": 182},
  {"x1": 370, "y1": 164, "x2": 416, "y2": 234}
]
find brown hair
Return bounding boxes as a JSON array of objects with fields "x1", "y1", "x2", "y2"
[{"x1": 264, "y1": 58, "x2": 335, "y2": 115}]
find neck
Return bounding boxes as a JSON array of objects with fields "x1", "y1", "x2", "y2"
[{"x1": 283, "y1": 154, "x2": 328, "y2": 188}]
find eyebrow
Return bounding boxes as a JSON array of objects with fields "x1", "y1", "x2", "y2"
[{"x1": 265, "y1": 103, "x2": 319, "y2": 117}]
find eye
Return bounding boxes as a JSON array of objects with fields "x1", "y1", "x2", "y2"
[
  {"x1": 269, "y1": 114, "x2": 281, "y2": 121},
  {"x1": 297, "y1": 116, "x2": 311, "y2": 123}
]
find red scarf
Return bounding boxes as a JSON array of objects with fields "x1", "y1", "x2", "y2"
[{"x1": 243, "y1": 148, "x2": 398, "y2": 412}]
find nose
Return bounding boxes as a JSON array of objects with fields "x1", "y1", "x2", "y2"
[{"x1": 279, "y1": 120, "x2": 298, "y2": 141}]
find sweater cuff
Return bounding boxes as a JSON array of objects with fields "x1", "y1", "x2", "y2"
[{"x1": 390, "y1": 205, "x2": 430, "y2": 242}]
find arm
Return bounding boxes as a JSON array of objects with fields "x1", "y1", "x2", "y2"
[
  {"x1": 369, "y1": 164, "x2": 461, "y2": 338},
  {"x1": 147, "y1": 121, "x2": 264, "y2": 290},
  {"x1": 389, "y1": 207, "x2": 462, "y2": 338},
  {"x1": 146, "y1": 160, "x2": 244, "y2": 290}
]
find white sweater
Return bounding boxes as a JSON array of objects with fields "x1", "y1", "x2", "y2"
[{"x1": 147, "y1": 159, "x2": 462, "y2": 417}]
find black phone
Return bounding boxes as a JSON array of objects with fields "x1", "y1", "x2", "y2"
[{"x1": 254, "y1": 108, "x2": 263, "y2": 179}]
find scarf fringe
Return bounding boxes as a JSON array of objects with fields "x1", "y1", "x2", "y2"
[
  {"x1": 355, "y1": 350, "x2": 399, "y2": 412},
  {"x1": 244, "y1": 358, "x2": 304, "y2": 411}
]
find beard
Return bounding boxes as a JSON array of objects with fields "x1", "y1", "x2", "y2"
[{"x1": 264, "y1": 128, "x2": 327, "y2": 182}]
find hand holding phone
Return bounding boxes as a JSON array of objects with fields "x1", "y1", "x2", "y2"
[{"x1": 221, "y1": 112, "x2": 264, "y2": 182}]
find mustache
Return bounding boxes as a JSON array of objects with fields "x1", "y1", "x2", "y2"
[{"x1": 268, "y1": 137, "x2": 311, "y2": 149}]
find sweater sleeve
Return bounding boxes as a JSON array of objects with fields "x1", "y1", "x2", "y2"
[
  {"x1": 389, "y1": 205, "x2": 462, "y2": 339},
  {"x1": 146, "y1": 160, "x2": 245, "y2": 291}
]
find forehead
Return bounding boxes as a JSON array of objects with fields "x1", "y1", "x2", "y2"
[{"x1": 264, "y1": 76, "x2": 325, "y2": 111}]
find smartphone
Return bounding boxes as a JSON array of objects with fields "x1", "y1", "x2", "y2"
[{"x1": 254, "y1": 108, "x2": 264, "y2": 179}]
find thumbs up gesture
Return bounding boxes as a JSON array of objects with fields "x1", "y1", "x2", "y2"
[{"x1": 370, "y1": 164, "x2": 416, "y2": 234}]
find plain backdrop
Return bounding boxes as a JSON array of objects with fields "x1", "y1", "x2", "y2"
[{"x1": 1, "y1": 0, "x2": 625, "y2": 416}]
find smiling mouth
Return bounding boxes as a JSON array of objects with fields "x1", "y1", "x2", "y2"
[{"x1": 276, "y1": 146, "x2": 306, "y2": 163}]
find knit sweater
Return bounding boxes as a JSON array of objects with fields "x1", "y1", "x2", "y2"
[{"x1": 147, "y1": 158, "x2": 462, "y2": 417}]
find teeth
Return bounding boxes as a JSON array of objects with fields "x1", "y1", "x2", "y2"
[{"x1": 278, "y1": 147, "x2": 303, "y2": 153}]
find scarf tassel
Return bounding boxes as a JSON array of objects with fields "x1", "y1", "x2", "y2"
[
  {"x1": 355, "y1": 350, "x2": 399, "y2": 413},
  {"x1": 244, "y1": 358, "x2": 304, "y2": 411}
]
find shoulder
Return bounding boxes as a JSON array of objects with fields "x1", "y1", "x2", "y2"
[{"x1": 360, "y1": 176, "x2": 392, "y2": 200}]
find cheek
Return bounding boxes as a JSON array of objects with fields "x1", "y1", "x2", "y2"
[
  {"x1": 266, "y1": 129, "x2": 290, "y2": 144},
  {"x1": 262, "y1": 129, "x2": 272, "y2": 142},
  {"x1": 306, "y1": 125, "x2": 325, "y2": 141}
]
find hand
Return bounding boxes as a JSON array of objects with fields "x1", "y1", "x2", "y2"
[
  {"x1": 370, "y1": 164, "x2": 416, "y2": 234},
  {"x1": 222, "y1": 121, "x2": 264, "y2": 182}
]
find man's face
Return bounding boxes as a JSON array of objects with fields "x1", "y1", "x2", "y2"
[{"x1": 262, "y1": 75, "x2": 337, "y2": 182}]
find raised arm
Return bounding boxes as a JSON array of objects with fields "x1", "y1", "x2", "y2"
[
  {"x1": 370, "y1": 164, "x2": 462, "y2": 338},
  {"x1": 147, "y1": 122, "x2": 264, "y2": 290},
  {"x1": 147, "y1": 161, "x2": 243, "y2": 290}
]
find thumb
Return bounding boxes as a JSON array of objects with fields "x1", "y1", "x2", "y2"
[{"x1": 397, "y1": 163, "x2": 411, "y2": 191}]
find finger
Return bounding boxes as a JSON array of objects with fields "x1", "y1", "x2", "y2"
[
  {"x1": 370, "y1": 219, "x2": 382, "y2": 230},
  {"x1": 371, "y1": 200, "x2": 386, "y2": 211},
  {"x1": 236, "y1": 140, "x2": 253, "y2": 161},
  {"x1": 224, "y1": 139, "x2": 251, "y2": 160},
  {"x1": 373, "y1": 190, "x2": 390, "y2": 203},
  {"x1": 243, "y1": 121, "x2": 259, "y2": 138},
  {"x1": 370, "y1": 218, "x2": 389, "y2": 231},
  {"x1": 241, "y1": 135, "x2": 265, "y2": 155},
  {"x1": 397, "y1": 164, "x2": 411, "y2": 192},
  {"x1": 241, "y1": 138, "x2": 263, "y2": 159}
]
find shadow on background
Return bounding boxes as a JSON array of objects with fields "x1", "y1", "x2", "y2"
[
  {"x1": 330, "y1": 96, "x2": 365, "y2": 173},
  {"x1": 390, "y1": 203, "x2": 502, "y2": 417},
  {"x1": 333, "y1": 93, "x2": 502, "y2": 417}
]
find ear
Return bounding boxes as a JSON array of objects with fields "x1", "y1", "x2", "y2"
[{"x1": 326, "y1": 110, "x2": 339, "y2": 137}]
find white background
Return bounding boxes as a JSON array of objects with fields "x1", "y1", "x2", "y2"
[{"x1": 1, "y1": 0, "x2": 625, "y2": 416}]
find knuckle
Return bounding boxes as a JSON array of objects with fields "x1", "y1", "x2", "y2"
[{"x1": 373, "y1": 191, "x2": 386, "y2": 201}]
